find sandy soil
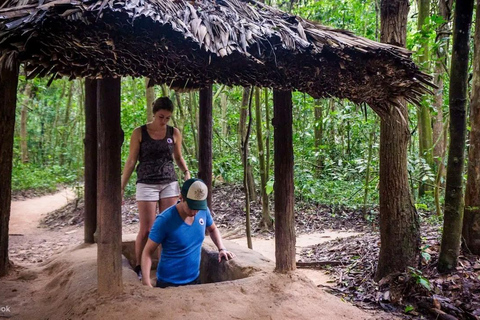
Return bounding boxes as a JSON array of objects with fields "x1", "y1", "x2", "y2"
[{"x1": 1, "y1": 190, "x2": 396, "y2": 320}]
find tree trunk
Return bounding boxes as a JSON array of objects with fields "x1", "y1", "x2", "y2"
[
  {"x1": 59, "y1": 81, "x2": 74, "y2": 166},
  {"x1": 238, "y1": 87, "x2": 257, "y2": 202},
  {"x1": 273, "y1": 90, "x2": 296, "y2": 273},
  {"x1": 0, "y1": 58, "x2": 19, "y2": 277},
  {"x1": 187, "y1": 92, "x2": 199, "y2": 160},
  {"x1": 145, "y1": 78, "x2": 154, "y2": 122},
  {"x1": 84, "y1": 79, "x2": 97, "y2": 244},
  {"x1": 463, "y1": 0, "x2": 480, "y2": 254},
  {"x1": 375, "y1": 0, "x2": 421, "y2": 281},
  {"x1": 243, "y1": 87, "x2": 254, "y2": 249},
  {"x1": 265, "y1": 88, "x2": 271, "y2": 180},
  {"x1": 416, "y1": 0, "x2": 434, "y2": 197},
  {"x1": 20, "y1": 81, "x2": 32, "y2": 163},
  {"x1": 438, "y1": 0, "x2": 474, "y2": 273},
  {"x1": 363, "y1": 121, "x2": 377, "y2": 218},
  {"x1": 432, "y1": 0, "x2": 453, "y2": 177},
  {"x1": 314, "y1": 100, "x2": 324, "y2": 176},
  {"x1": 97, "y1": 77, "x2": 123, "y2": 295},
  {"x1": 255, "y1": 87, "x2": 273, "y2": 230},
  {"x1": 198, "y1": 86, "x2": 213, "y2": 209}
]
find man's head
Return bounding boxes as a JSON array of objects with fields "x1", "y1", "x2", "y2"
[{"x1": 181, "y1": 178, "x2": 208, "y2": 211}]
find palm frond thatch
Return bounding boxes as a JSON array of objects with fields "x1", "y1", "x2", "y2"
[{"x1": 0, "y1": 0, "x2": 433, "y2": 112}]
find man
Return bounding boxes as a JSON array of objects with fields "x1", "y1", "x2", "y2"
[{"x1": 141, "y1": 178, "x2": 235, "y2": 288}]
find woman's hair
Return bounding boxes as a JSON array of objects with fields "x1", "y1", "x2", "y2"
[{"x1": 152, "y1": 97, "x2": 174, "y2": 114}]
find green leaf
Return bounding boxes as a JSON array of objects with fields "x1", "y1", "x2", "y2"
[
  {"x1": 418, "y1": 278, "x2": 431, "y2": 291},
  {"x1": 265, "y1": 180, "x2": 274, "y2": 195},
  {"x1": 404, "y1": 305, "x2": 414, "y2": 313}
]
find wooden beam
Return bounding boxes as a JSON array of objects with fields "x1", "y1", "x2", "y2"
[
  {"x1": 0, "y1": 58, "x2": 19, "y2": 277},
  {"x1": 97, "y1": 77, "x2": 123, "y2": 295},
  {"x1": 84, "y1": 78, "x2": 97, "y2": 244},
  {"x1": 198, "y1": 85, "x2": 213, "y2": 208},
  {"x1": 273, "y1": 89, "x2": 296, "y2": 272}
]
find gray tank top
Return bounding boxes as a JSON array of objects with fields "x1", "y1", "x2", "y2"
[{"x1": 136, "y1": 125, "x2": 178, "y2": 184}]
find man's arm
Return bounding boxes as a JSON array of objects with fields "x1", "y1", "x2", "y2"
[
  {"x1": 207, "y1": 223, "x2": 235, "y2": 262},
  {"x1": 141, "y1": 239, "x2": 160, "y2": 287}
]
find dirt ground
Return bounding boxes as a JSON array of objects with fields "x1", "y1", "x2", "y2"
[{"x1": 0, "y1": 188, "x2": 397, "y2": 320}]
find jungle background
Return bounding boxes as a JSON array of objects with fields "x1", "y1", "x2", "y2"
[{"x1": 9, "y1": 0, "x2": 480, "y2": 318}]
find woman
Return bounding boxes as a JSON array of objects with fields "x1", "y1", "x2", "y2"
[{"x1": 121, "y1": 97, "x2": 191, "y2": 280}]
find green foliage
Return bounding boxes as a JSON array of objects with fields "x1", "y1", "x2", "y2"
[
  {"x1": 404, "y1": 305, "x2": 415, "y2": 313},
  {"x1": 408, "y1": 267, "x2": 431, "y2": 291},
  {"x1": 11, "y1": 161, "x2": 79, "y2": 192}
]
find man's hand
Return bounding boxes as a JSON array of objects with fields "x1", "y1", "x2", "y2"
[
  {"x1": 142, "y1": 277, "x2": 153, "y2": 288},
  {"x1": 218, "y1": 249, "x2": 235, "y2": 262}
]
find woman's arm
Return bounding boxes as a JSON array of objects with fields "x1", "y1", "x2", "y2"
[
  {"x1": 121, "y1": 127, "x2": 141, "y2": 196},
  {"x1": 172, "y1": 127, "x2": 191, "y2": 180}
]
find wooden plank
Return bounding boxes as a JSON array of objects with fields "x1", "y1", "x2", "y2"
[
  {"x1": 96, "y1": 77, "x2": 123, "y2": 295},
  {"x1": 0, "y1": 59, "x2": 19, "y2": 277},
  {"x1": 273, "y1": 90, "x2": 296, "y2": 272},
  {"x1": 84, "y1": 78, "x2": 97, "y2": 244},
  {"x1": 198, "y1": 85, "x2": 213, "y2": 209}
]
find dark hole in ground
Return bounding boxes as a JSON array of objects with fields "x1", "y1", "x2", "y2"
[{"x1": 122, "y1": 240, "x2": 252, "y2": 284}]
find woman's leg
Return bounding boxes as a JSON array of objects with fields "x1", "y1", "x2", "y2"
[
  {"x1": 135, "y1": 201, "x2": 157, "y2": 268},
  {"x1": 158, "y1": 181, "x2": 180, "y2": 213},
  {"x1": 159, "y1": 196, "x2": 178, "y2": 213}
]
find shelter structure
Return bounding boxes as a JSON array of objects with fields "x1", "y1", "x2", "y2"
[{"x1": 0, "y1": 0, "x2": 432, "y2": 294}]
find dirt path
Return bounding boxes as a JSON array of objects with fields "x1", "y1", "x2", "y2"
[
  {"x1": 4, "y1": 190, "x2": 395, "y2": 320},
  {"x1": 230, "y1": 231, "x2": 360, "y2": 286},
  {"x1": 9, "y1": 188, "x2": 76, "y2": 235}
]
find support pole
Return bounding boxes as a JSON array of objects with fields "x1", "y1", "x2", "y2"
[
  {"x1": 0, "y1": 57, "x2": 19, "y2": 277},
  {"x1": 198, "y1": 85, "x2": 213, "y2": 208},
  {"x1": 84, "y1": 78, "x2": 97, "y2": 244},
  {"x1": 272, "y1": 90, "x2": 296, "y2": 272},
  {"x1": 97, "y1": 77, "x2": 123, "y2": 295}
]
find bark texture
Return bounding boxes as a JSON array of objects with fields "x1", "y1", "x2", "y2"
[
  {"x1": 20, "y1": 81, "x2": 32, "y2": 163},
  {"x1": 273, "y1": 90, "x2": 296, "y2": 273},
  {"x1": 461, "y1": 0, "x2": 480, "y2": 254},
  {"x1": 198, "y1": 85, "x2": 213, "y2": 209},
  {"x1": 255, "y1": 87, "x2": 273, "y2": 230},
  {"x1": 375, "y1": 0, "x2": 421, "y2": 281},
  {"x1": 97, "y1": 77, "x2": 123, "y2": 295},
  {"x1": 84, "y1": 78, "x2": 97, "y2": 244},
  {"x1": 438, "y1": 0, "x2": 474, "y2": 272},
  {"x1": 0, "y1": 59, "x2": 19, "y2": 277}
]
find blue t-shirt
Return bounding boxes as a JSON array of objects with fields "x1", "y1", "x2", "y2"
[{"x1": 149, "y1": 205, "x2": 213, "y2": 284}]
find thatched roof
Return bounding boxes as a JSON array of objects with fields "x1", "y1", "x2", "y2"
[{"x1": 0, "y1": 0, "x2": 432, "y2": 112}]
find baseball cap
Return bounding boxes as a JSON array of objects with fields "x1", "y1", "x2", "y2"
[{"x1": 181, "y1": 178, "x2": 208, "y2": 210}]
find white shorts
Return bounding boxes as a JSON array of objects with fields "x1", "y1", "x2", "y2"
[{"x1": 136, "y1": 181, "x2": 180, "y2": 202}]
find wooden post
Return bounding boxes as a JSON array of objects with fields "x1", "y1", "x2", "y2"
[
  {"x1": 272, "y1": 90, "x2": 296, "y2": 272},
  {"x1": 97, "y1": 77, "x2": 123, "y2": 295},
  {"x1": 198, "y1": 85, "x2": 213, "y2": 208},
  {"x1": 0, "y1": 57, "x2": 19, "y2": 277},
  {"x1": 84, "y1": 78, "x2": 97, "y2": 244}
]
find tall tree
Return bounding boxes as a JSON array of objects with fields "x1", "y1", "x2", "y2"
[
  {"x1": 0, "y1": 58, "x2": 19, "y2": 277},
  {"x1": 59, "y1": 81, "x2": 74, "y2": 166},
  {"x1": 438, "y1": 0, "x2": 474, "y2": 273},
  {"x1": 462, "y1": 0, "x2": 480, "y2": 254},
  {"x1": 255, "y1": 87, "x2": 273, "y2": 230},
  {"x1": 432, "y1": 0, "x2": 453, "y2": 176},
  {"x1": 313, "y1": 99, "x2": 324, "y2": 176},
  {"x1": 20, "y1": 81, "x2": 32, "y2": 163},
  {"x1": 238, "y1": 87, "x2": 257, "y2": 202},
  {"x1": 145, "y1": 78, "x2": 154, "y2": 122},
  {"x1": 375, "y1": 0, "x2": 421, "y2": 281},
  {"x1": 417, "y1": 0, "x2": 434, "y2": 196}
]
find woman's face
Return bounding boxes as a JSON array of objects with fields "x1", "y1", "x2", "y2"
[{"x1": 154, "y1": 109, "x2": 172, "y2": 126}]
